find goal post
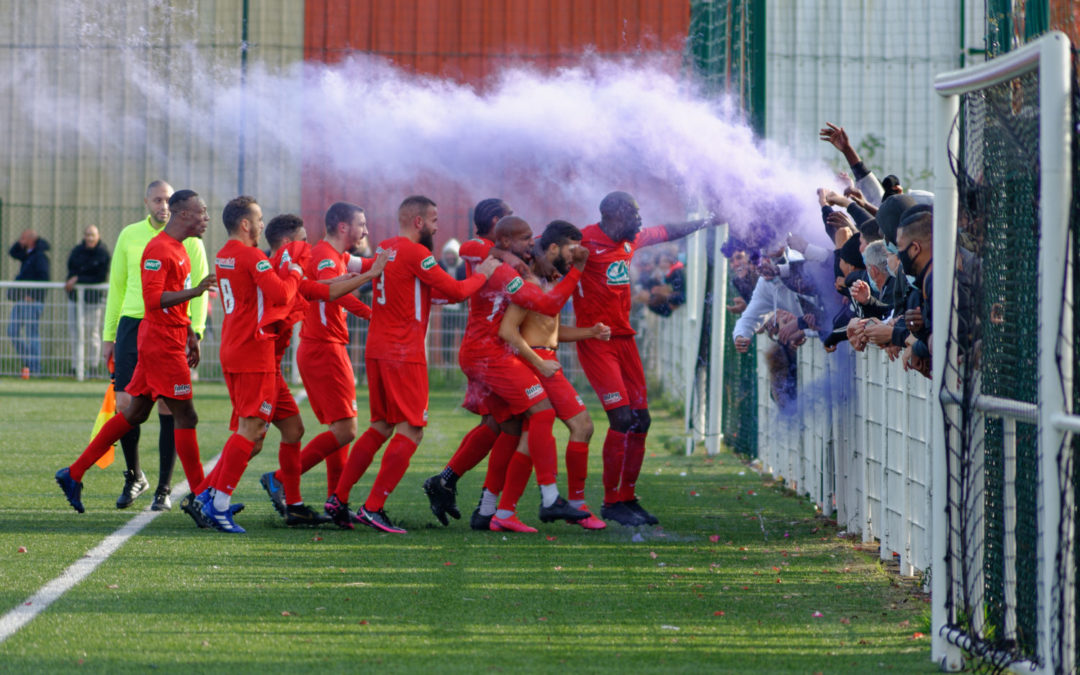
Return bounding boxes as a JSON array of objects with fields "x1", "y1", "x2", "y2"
[{"x1": 931, "y1": 30, "x2": 1074, "y2": 673}]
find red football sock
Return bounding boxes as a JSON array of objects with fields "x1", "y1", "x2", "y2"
[
  {"x1": 70, "y1": 414, "x2": 134, "y2": 481},
  {"x1": 335, "y1": 427, "x2": 388, "y2": 503},
  {"x1": 289, "y1": 431, "x2": 342, "y2": 478},
  {"x1": 364, "y1": 434, "x2": 419, "y2": 512},
  {"x1": 483, "y1": 432, "x2": 521, "y2": 494},
  {"x1": 601, "y1": 429, "x2": 628, "y2": 504},
  {"x1": 447, "y1": 423, "x2": 499, "y2": 476},
  {"x1": 325, "y1": 445, "x2": 347, "y2": 499},
  {"x1": 564, "y1": 440, "x2": 589, "y2": 502},
  {"x1": 618, "y1": 432, "x2": 648, "y2": 501},
  {"x1": 278, "y1": 441, "x2": 302, "y2": 504},
  {"x1": 173, "y1": 427, "x2": 204, "y2": 489},
  {"x1": 497, "y1": 451, "x2": 533, "y2": 512},
  {"x1": 212, "y1": 434, "x2": 255, "y2": 496},
  {"x1": 527, "y1": 409, "x2": 558, "y2": 485}
]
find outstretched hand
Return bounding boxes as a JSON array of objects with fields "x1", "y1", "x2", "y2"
[{"x1": 819, "y1": 122, "x2": 851, "y2": 152}]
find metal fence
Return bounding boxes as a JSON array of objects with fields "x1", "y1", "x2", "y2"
[{"x1": 755, "y1": 337, "x2": 934, "y2": 577}]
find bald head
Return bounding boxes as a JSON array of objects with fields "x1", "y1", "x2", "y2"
[
  {"x1": 598, "y1": 191, "x2": 643, "y2": 242},
  {"x1": 83, "y1": 224, "x2": 100, "y2": 248},
  {"x1": 493, "y1": 215, "x2": 535, "y2": 261}
]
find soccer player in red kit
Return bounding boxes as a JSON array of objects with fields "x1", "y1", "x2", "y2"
[
  {"x1": 56, "y1": 190, "x2": 216, "y2": 512},
  {"x1": 294, "y1": 202, "x2": 376, "y2": 504},
  {"x1": 575, "y1": 191, "x2": 719, "y2": 526},
  {"x1": 423, "y1": 198, "x2": 517, "y2": 526},
  {"x1": 250, "y1": 215, "x2": 387, "y2": 525},
  {"x1": 457, "y1": 216, "x2": 591, "y2": 532},
  {"x1": 324, "y1": 195, "x2": 499, "y2": 533}
]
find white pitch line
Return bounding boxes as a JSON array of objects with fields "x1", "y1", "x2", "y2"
[{"x1": 0, "y1": 455, "x2": 219, "y2": 645}]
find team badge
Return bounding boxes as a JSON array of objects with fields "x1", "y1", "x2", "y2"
[
  {"x1": 256, "y1": 260, "x2": 271, "y2": 272},
  {"x1": 605, "y1": 261, "x2": 630, "y2": 285},
  {"x1": 144, "y1": 259, "x2": 161, "y2": 271},
  {"x1": 506, "y1": 277, "x2": 524, "y2": 294},
  {"x1": 421, "y1": 255, "x2": 437, "y2": 270},
  {"x1": 317, "y1": 259, "x2": 336, "y2": 271}
]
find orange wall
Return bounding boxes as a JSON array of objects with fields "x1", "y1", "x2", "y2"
[{"x1": 301, "y1": 0, "x2": 690, "y2": 247}]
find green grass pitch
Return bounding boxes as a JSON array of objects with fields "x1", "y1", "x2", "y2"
[{"x1": 0, "y1": 378, "x2": 935, "y2": 673}]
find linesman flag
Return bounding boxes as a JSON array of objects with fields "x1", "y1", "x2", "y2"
[{"x1": 91, "y1": 355, "x2": 118, "y2": 469}]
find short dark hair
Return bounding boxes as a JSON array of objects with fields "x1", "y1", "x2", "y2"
[
  {"x1": 324, "y1": 202, "x2": 364, "y2": 236},
  {"x1": 168, "y1": 189, "x2": 199, "y2": 211},
  {"x1": 222, "y1": 195, "x2": 258, "y2": 234},
  {"x1": 473, "y1": 198, "x2": 511, "y2": 237},
  {"x1": 897, "y1": 211, "x2": 933, "y2": 246},
  {"x1": 265, "y1": 214, "x2": 304, "y2": 248},
  {"x1": 539, "y1": 220, "x2": 582, "y2": 251},
  {"x1": 399, "y1": 196, "x2": 436, "y2": 224}
]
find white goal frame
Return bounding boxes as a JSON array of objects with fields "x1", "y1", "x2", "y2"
[{"x1": 931, "y1": 31, "x2": 1074, "y2": 673}]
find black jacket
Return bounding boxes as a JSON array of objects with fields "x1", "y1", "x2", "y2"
[
  {"x1": 8, "y1": 237, "x2": 51, "y2": 302},
  {"x1": 66, "y1": 242, "x2": 111, "y2": 303}
]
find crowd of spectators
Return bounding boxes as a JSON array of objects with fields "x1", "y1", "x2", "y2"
[{"x1": 724, "y1": 121, "x2": 945, "y2": 407}]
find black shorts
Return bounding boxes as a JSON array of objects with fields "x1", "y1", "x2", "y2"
[{"x1": 113, "y1": 316, "x2": 142, "y2": 393}]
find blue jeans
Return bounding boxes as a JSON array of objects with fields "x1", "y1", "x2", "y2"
[{"x1": 8, "y1": 301, "x2": 43, "y2": 372}]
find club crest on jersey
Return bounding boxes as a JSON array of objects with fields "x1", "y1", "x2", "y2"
[
  {"x1": 420, "y1": 255, "x2": 437, "y2": 270},
  {"x1": 256, "y1": 260, "x2": 272, "y2": 272},
  {"x1": 259, "y1": 401, "x2": 272, "y2": 415},
  {"x1": 605, "y1": 261, "x2": 630, "y2": 286},
  {"x1": 603, "y1": 391, "x2": 623, "y2": 404},
  {"x1": 525, "y1": 384, "x2": 544, "y2": 399},
  {"x1": 174, "y1": 384, "x2": 192, "y2": 396},
  {"x1": 506, "y1": 277, "x2": 524, "y2": 294},
  {"x1": 144, "y1": 259, "x2": 161, "y2": 271},
  {"x1": 317, "y1": 258, "x2": 336, "y2": 271}
]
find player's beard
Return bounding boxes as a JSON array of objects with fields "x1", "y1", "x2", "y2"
[
  {"x1": 552, "y1": 255, "x2": 570, "y2": 276},
  {"x1": 419, "y1": 229, "x2": 435, "y2": 252}
]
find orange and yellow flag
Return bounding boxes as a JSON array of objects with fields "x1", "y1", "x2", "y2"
[{"x1": 91, "y1": 356, "x2": 118, "y2": 469}]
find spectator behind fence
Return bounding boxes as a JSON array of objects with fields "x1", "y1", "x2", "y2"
[
  {"x1": 644, "y1": 247, "x2": 686, "y2": 317},
  {"x1": 439, "y1": 237, "x2": 467, "y2": 281},
  {"x1": 8, "y1": 228, "x2": 51, "y2": 376},
  {"x1": 65, "y1": 224, "x2": 111, "y2": 376},
  {"x1": 896, "y1": 209, "x2": 934, "y2": 378}
]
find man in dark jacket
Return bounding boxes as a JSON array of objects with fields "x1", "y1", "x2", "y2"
[
  {"x1": 8, "y1": 229, "x2": 51, "y2": 375},
  {"x1": 65, "y1": 225, "x2": 110, "y2": 376}
]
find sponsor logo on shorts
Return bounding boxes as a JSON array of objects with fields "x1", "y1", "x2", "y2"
[
  {"x1": 575, "y1": 396, "x2": 584, "y2": 406},
  {"x1": 423, "y1": 409, "x2": 429, "y2": 421},
  {"x1": 317, "y1": 258, "x2": 336, "y2": 271},
  {"x1": 420, "y1": 255, "x2": 437, "y2": 270},
  {"x1": 506, "y1": 277, "x2": 524, "y2": 294},
  {"x1": 605, "y1": 261, "x2": 630, "y2": 286},
  {"x1": 144, "y1": 259, "x2": 162, "y2": 271},
  {"x1": 216, "y1": 257, "x2": 236, "y2": 269},
  {"x1": 525, "y1": 383, "x2": 544, "y2": 399},
  {"x1": 256, "y1": 260, "x2": 272, "y2": 272},
  {"x1": 259, "y1": 401, "x2": 273, "y2": 415},
  {"x1": 350, "y1": 400, "x2": 357, "y2": 412},
  {"x1": 174, "y1": 384, "x2": 192, "y2": 396},
  {"x1": 603, "y1": 391, "x2": 623, "y2": 404}
]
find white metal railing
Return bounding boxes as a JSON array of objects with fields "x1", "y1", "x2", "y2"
[{"x1": 755, "y1": 338, "x2": 934, "y2": 577}]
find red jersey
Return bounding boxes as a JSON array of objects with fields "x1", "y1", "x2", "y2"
[
  {"x1": 458, "y1": 262, "x2": 581, "y2": 361},
  {"x1": 141, "y1": 231, "x2": 195, "y2": 329},
  {"x1": 575, "y1": 223, "x2": 668, "y2": 337},
  {"x1": 365, "y1": 236, "x2": 487, "y2": 364},
  {"x1": 261, "y1": 243, "x2": 331, "y2": 361},
  {"x1": 458, "y1": 236, "x2": 493, "y2": 275},
  {"x1": 299, "y1": 239, "x2": 373, "y2": 345},
  {"x1": 215, "y1": 239, "x2": 302, "y2": 373}
]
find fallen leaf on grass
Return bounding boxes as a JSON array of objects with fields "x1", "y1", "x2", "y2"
[
  {"x1": 443, "y1": 562, "x2": 455, "y2": 566},
  {"x1": 107, "y1": 584, "x2": 119, "y2": 589},
  {"x1": 912, "y1": 632, "x2": 925, "y2": 639},
  {"x1": 840, "y1": 617, "x2": 851, "y2": 625},
  {"x1": 812, "y1": 611, "x2": 824, "y2": 618},
  {"x1": 649, "y1": 551, "x2": 658, "y2": 559},
  {"x1": 554, "y1": 566, "x2": 563, "y2": 571},
  {"x1": 708, "y1": 535, "x2": 720, "y2": 543},
  {"x1": 545, "y1": 536, "x2": 557, "y2": 541},
  {"x1": 713, "y1": 610, "x2": 725, "y2": 616},
  {"x1": 359, "y1": 620, "x2": 369, "y2": 625},
  {"x1": 312, "y1": 536, "x2": 322, "y2": 541},
  {"x1": 281, "y1": 611, "x2": 291, "y2": 616},
  {"x1": 898, "y1": 619, "x2": 910, "y2": 628},
  {"x1": 17, "y1": 546, "x2": 27, "y2": 553}
]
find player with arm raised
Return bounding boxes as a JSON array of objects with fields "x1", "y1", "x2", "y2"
[
  {"x1": 323, "y1": 195, "x2": 498, "y2": 533},
  {"x1": 422, "y1": 198, "x2": 514, "y2": 526},
  {"x1": 56, "y1": 190, "x2": 215, "y2": 513},
  {"x1": 576, "y1": 191, "x2": 720, "y2": 527},
  {"x1": 495, "y1": 220, "x2": 610, "y2": 530},
  {"x1": 457, "y1": 216, "x2": 591, "y2": 532}
]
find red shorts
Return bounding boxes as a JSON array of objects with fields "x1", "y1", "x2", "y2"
[
  {"x1": 529, "y1": 348, "x2": 587, "y2": 421},
  {"x1": 273, "y1": 370, "x2": 300, "y2": 420},
  {"x1": 297, "y1": 339, "x2": 357, "y2": 424},
  {"x1": 576, "y1": 335, "x2": 648, "y2": 411},
  {"x1": 224, "y1": 370, "x2": 276, "y2": 430},
  {"x1": 125, "y1": 323, "x2": 192, "y2": 401},
  {"x1": 461, "y1": 377, "x2": 490, "y2": 416},
  {"x1": 366, "y1": 358, "x2": 429, "y2": 427},
  {"x1": 461, "y1": 352, "x2": 548, "y2": 418}
]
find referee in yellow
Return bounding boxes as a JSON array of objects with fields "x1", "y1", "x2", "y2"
[{"x1": 101, "y1": 180, "x2": 209, "y2": 511}]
